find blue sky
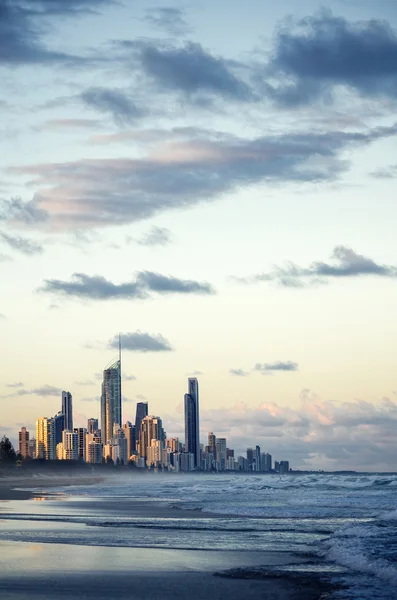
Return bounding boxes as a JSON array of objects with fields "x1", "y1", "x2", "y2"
[{"x1": 2, "y1": 0, "x2": 397, "y2": 470}]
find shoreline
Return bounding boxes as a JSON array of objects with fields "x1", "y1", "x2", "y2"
[{"x1": 0, "y1": 473, "x2": 103, "y2": 501}]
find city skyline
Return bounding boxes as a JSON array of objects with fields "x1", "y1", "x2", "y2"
[{"x1": 2, "y1": 0, "x2": 397, "y2": 471}]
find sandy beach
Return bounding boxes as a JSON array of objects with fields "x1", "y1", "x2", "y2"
[{"x1": 0, "y1": 473, "x2": 334, "y2": 600}]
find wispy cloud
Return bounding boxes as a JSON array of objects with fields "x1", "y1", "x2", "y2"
[
  {"x1": 81, "y1": 88, "x2": 145, "y2": 125},
  {"x1": 241, "y1": 246, "x2": 397, "y2": 288},
  {"x1": 6, "y1": 382, "x2": 24, "y2": 388},
  {"x1": 143, "y1": 7, "x2": 192, "y2": 36},
  {"x1": 5, "y1": 124, "x2": 397, "y2": 232},
  {"x1": 110, "y1": 331, "x2": 173, "y2": 352},
  {"x1": 0, "y1": 232, "x2": 43, "y2": 255},
  {"x1": 40, "y1": 271, "x2": 215, "y2": 300},
  {"x1": 230, "y1": 368, "x2": 250, "y2": 377},
  {"x1": 136, "y1": 226, "x2": 173, "y2": 247},
  {"x1": 254, "y1": 361, "x2": 299, "y2": 374},
  {"x1": 1, "y1": 384, "x2": 62, "y2": 399}
]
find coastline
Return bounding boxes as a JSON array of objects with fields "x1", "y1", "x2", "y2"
[{"x1": 0, "y1": 476, "x2": 335, "y2": 600}]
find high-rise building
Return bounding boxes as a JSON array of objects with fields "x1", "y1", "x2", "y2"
[
  {"x1": 184, "y1": 378, "x2": 200, "y2": 468},
  {"x1": 123, "y1": 422, "x2": 136, "y2": 458},
  {"x1": 261, "y1": 453, "x2": 272, "y2": 472},
  {"x1": 100, "y1": 358, "x2": 121, "y2": 445},
  {"x1": 87, "y1": 418, "x2": 98, "y2": 434},
  {"x1": 246, "y1": 447, "x2": 254, "y2": 470},
  {"x1": 216, "y1": 438, "x2": 226, "y2": 470},
  {"x1": 255, "y1": 445, "x2": 261, "y2": 472},
  {"x1": 135, "y1": 401, "x2": 148, "y2": 435},
  {"x1": 18, "y1": 427, "x2": 29, "y2": 458},
  {"x1": 74, "y1": 427, "x2": 87, "y2": 461},
  {"x1": 137, "y1": 415, "x2": 164, "y2": 461},
  {"x1": 208, "y1": 432, "x2": 216, "y2": 455},
  {"x1": 280, "y1": 460, "x2": 290, "y2": 474},
  {"x1": 61, "y1": 430, "x2": 79, "y2": 460},
  {"x1": 36, "y1": 417, "x2": 51, "y2": 459},
  {"x1": 166, "y1": 437, "x2": 179, "y2": 453},
  {"x1": 62, "y1": 391, "x2": 73, "y2": 431},
  {"x1": 147, "y1": 439, "x2": 163, "y2": 469},
  {"x1": 27, "y1": 438, "x2": 36, "y2": 459},
  {"x1": 49, "y1": 413, "x2": 65, "y2": 460},
  {"x1": 87, "y1": 440, "x2": 103, "y2": 464}
]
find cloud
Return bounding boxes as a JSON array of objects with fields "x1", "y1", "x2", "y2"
[
  {"x1": 74, "y1": 379, "x2": 94, "y2": 386},
  {"x1": 1, "y1": 384, "x2": 62, "y2": 398},
  {"x1": 245, "y1": 246, "x2": 397, "y2": 287},
  {"x1": 81, "y1": 88, "x2": 144, "y2": 125},
  {"x1": 0, "y1": 0, "x2": 112, "y2": 66},
  {"x1": 40, "y1": 271, "x2": 215, "y2": 299},
  {"x1": 143, "y1": 7, "x2": 192, "y2": 36},
  {"x1": 230, "y1": 368, "x2": 250, "y2": 377},
  {"x1": 0, "y1": 232, "x2": 43, "y2": 255},
  {"x1": 263, "y1": 10, "x2": 397, "y2": 105},
  {"x1": 163, "y1": 393, "x2": 397, "y2": 470},
  {"x1": 371, "y1": 164, "x2": 397, "y2": 179},
  {"x1": 81, "y1": 396, "x2": 100, "y2": 402},
  {"x1": 6, "y1": 123, "x2": 397, "y2": 232},
  {"x1": 123, "y1": 374, "x2": 137, "y2": 381},
  {"x1": 136, "y1": 394, "x2": 147, "y2": 400},
  {"x1": 35, "y1": 119, "x2": 101, "y2": 131},
  {"x1": 125, "y1": 40, "x2": 254, "y2": 102},
  {"x1": 6, "y1": 382, "x2": 24, "y2": 388},
  {"x1": 137, "y1": 226, "x2": 173, "y2": 247},
  {"x1": 254, "y1": 361, "x2": 299, "y2": 374},
  {"x1": 110, "y1": 331, "x2": 173, "y2": 352}
]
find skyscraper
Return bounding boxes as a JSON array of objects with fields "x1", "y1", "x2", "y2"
[
  {"x1": 61, "y1": 391, "x2": 73, "y2": 431},
  {"x1": 137, "y1": 415, "x2": 164, "y2": 461},
  {"x1": 36, "y1": 417, "x2": 51, "y2": 459},
  {"x1": 100, "y1": 358, "x2": 121, "y2": 445},
  {"x1": 49, "y1": 413, "x2": 65, "y2": 460},
  {"x1": 135, "y1": 401, "x2": 148, "y2": 435},
  {"x1": 74, "y1": 427, "x2": 87, "y2": 461},
  {"x1": 87, "y1": 418, "x2": 98, "y2": 434},
  {"x1": 18, "y1": 427, "x2": 29, "y2": 458},
  {"x1": 184, "y1": 377, "x2": 200, "y2": 468},
  {"x1": 208, "y1": 432, "x2": 216, "y2": 455},
  {"x1": 216, "y1": 438, "x2": 226, "y2": 471},
  {"x1": 123, "y1": 421, "x2": 136, "y2": 458}
]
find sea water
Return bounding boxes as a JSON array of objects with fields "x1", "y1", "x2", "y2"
[{"x1": 1, "y1": 472, "x2": 397, "y2": 598}]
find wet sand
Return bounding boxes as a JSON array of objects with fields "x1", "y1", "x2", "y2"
[
  {"x1": 0, "y1": 473, "x2": 103, "y2": 500},
  {"x1": 0, "y1": 477, "x2": 333, "y2": 600}
]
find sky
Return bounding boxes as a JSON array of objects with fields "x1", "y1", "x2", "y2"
[{"x1": 2, "y1": 0, "x2": 397, "y2": 471}]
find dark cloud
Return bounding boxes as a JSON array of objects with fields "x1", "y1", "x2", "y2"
[
  {"x1": 81, "y1": 88, "x2": 144, "y2": 125},
  {"x1": 40, "y1": 273, "x2": 145, "y2": 300},
  {"x1": 230, "y1": 368, "x2": 250, "y2": 377},
  {"x1": 1, "y1": 384, "x2": 62, "y2": 398},
  {"x1": 246, "y1": 246, "x2": 397, "y2": 287},
  {"x1": 137, "y1": 226, "x2": 173, "y2": 247},
  {"x1": 124, "y1": 40, "x2": 254, "y2": 102},
  {"x1": 6, "y1": 123, "x2": 397, "y2": 231},
  {"x1": 144, "y1": 7, "x2": 192, "y2": 36},
  {"x1": 263, "y1": 10, "x2": 397, "y2": 105},
  {"x1": 0, "y1": 232, "x2": 43, "y2": 255},
  {"x1": 137, "y1": 271, "x2": 214, "y2": 295},
  {"x1": 40, "y1": 271, "x2": 215, "y2": 299},
  {"x1": 254, "y1": 361, "x2": 299, "y2": 374},
  {"x1": 0, "y1": 0, "x2": 112, "y2": 66},
  {"x1": 110, "y1": 331, "x2": 173, "y2": 352}
]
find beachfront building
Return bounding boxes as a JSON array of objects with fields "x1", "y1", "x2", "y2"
[
  {"x1": 18, "y1": 427, "x2": 29, "y2": 458},
  {"x1": 135, "y1": 401, "x2": 148, "y2": 436},
  {"x1": 60, "y1": 430, "x2": 79, "y2": 460},
  {"x1": 61, "y1": 391, "x2": 73, "y2": 432},
  {"x1": 87, "y1": 440, "x2": 103, "y2": 464},
  {"x1": 100, "y1": 359, "x2": 122, "y2": 445},
  {"x1": 184, "y1": 378, "x2": 200, "y2": 468},
  {"x1": 27, "y1": 438, "x2": 36, "y2": 459},
  {"x1": 137, "y1": 415, "x2": 165, "y2": 461},
  {"x1": 87, "y1": 418, "x2": 98, "y2": 434},
  {"x1": 147, "y1": 439, "x2": 164, "y2": 469},
  {"x1": 216, "y1": 438, "x2": 227, "y2": 471},
  {"x1": 74, "y1": 427, "x2": 87, "y2": 461},
  {"x1": 123, "y1": 421, "x2": 136, "y2": 458},
  {"x1": 36, "y1": 417, "x2": 51, "y2": 460}
]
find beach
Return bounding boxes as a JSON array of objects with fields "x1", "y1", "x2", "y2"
[{"x1": 0, "y1": 472, "x2": 333, "y2": 600}]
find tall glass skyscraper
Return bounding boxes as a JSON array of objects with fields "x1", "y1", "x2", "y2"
[
  {"x1": 184, "y1": 377, "x2": 200, "y2": 468},
  {"x1": 61, "y1": 391, "x2": 73, "y2": 431},
  {"x1": 135, "y1": 401, "x2": 148, "y2": 435},
  {"x1": 101, "y1": 359, "x2": 121, "y2": 445}
]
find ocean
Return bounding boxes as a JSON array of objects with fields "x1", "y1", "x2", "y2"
[{"x1": 1, "y1": 472, "x2": 397, "y2": 599}]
